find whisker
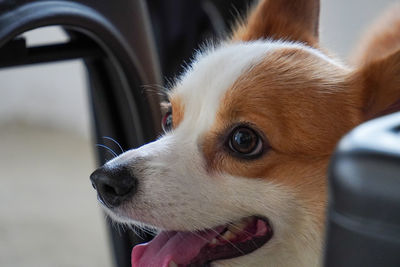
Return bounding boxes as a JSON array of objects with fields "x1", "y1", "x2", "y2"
[
  {"x1": 207, "y1": 213, "x2": 258, "y2": 244},
  {"x1": 127, "y1": 224, "x2": 147, "y2": 240},
  {"x1": 173, "y1": 211, "x2": 246, "y2": 255},
  {"x1": 203, "y1": 208, "x2": 262, "y2": 249},
  {"x1": 141, "y1": 84, "x2": 170, "y2": 97},
  {"x1": 188, "y1": 230, "x2": 212, "y2": 243},
  {"x1": 106, "y1": 215, "x2": 123, "y2": 235},
  {"x1": 102, "y1": 136, "x2": 124, "y2": 153},
  {"x1": 185, "y1": 211, "x2": 250, "y2": 255},
  {"x1": 135, "y1": 226, "x2": 157, "y2": 238},
  {"x1": 96, "y1": 144, "x2": 118, "y2": 158},
  {"x1": 165, "y1": 231, "x2": 174, "y2": 240},
  {"x1": 226, "y1": 222, "x2": 259, "y2": 249}
]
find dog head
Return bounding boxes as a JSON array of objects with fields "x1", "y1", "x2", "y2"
[{"x1": 90, "y1": 0, "x2": 400, "y2": 266}]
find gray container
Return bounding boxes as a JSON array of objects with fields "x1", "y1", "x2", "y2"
[{"x1": 325, "y1": 112, "x2": 400, "y2": 267}]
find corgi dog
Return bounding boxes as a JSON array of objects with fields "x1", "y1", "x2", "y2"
[{"x1": 90, "y1": 0, "x2": 400, "y2": 266}]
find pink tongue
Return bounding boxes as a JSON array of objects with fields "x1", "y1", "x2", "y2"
[{"x1": 131, "y1": 227, "x2": 224, "y2": 267}]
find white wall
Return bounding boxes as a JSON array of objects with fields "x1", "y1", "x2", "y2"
[
  {"x1": 320, "y1": 0, "x2": 398, "y2": 58},
  {"x1": 0, "y1": 27, "x2": 90, "y2": 138}
]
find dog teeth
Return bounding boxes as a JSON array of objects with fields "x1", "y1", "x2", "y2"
[
  {"x1": 228, "y1": 221, "x2": 247, "y2": 234},
  {"x1": 222, "y1": 230, "x2": 237, "y2": 240},
  {"x1": 169, "y1": 261, "x2": 178, "y2": 267},
  {"x1": 227, "y1": 217, "x2": 252, "y2": 234},
  {"x1": 208, "y1": 218, "x2": 256, "y2": 246}
]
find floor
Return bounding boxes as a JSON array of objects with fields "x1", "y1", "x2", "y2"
[{"x1": 0, "y1": 122, "x2": 112, "y2": 267}]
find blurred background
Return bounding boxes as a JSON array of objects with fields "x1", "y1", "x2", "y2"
[{"x1": 0, "y1": 0, "x2": 397, "y2": 266}]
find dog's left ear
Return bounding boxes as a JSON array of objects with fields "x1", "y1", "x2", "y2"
[
  {"x1": 351, "y1": 49, "x2": 400, "y2": 120},
  {"x1": 232, "y1": 0, "x2": 320, "y2": 47}
]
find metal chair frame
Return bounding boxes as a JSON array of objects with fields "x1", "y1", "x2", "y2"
[{"x1": 0, "y1": 1, "x2": 162, "y2": 266}]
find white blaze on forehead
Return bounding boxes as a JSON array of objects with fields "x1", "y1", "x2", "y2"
[
  {"x1": 173, "y1": 41, "x2": 274, "y2": 136},
  {"x1": 172, "y1": 40, "x2": 345, "y2": 139}
]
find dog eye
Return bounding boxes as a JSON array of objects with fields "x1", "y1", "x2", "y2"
[
  {"x1": 228, "y1": 127, "x2": 263, "y2": 158},
  {"x1": 162, "y1": 112, "x2": 173, "y2": 132}
]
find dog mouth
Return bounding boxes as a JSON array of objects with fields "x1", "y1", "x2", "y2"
[{"x1": 131, "y1": 216, "x2": 273, "y2": 266}]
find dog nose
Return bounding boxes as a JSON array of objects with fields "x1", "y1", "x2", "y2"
[{"x1": 90, "y1": 166, "x2": 137, "y2": 208}]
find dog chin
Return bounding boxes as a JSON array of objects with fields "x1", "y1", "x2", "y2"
[
  {"x1": 101, "y1": 205, "x2": 152, "y2": 230},
  {"x1": 102, "y1": 201, "x2": 320, "y2": 267}
]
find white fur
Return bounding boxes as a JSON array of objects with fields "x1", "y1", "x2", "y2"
[
  {"x1": 103, "y1": 40, "x2": 328, "y2": 266},
  {"x1": 171, "y1": 40, "x2": 345, "y2": 139}
]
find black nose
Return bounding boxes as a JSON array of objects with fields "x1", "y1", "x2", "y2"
[{"x1": 90, "y1": 166, "x2": 137, "y2": 208}]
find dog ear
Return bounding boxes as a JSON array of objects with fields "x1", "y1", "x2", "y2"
[
  {"x1": 351, "y1": 49, "x2": 400, "y2": 120},
  {"x1": 232, "y1": 0, "x2": 320, "y2": 46}
]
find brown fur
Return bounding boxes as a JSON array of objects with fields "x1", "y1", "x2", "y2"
[
  {"x1": 170, "y1": 95, "x2": 185, "y2": 128},
  {"x1": 200, "y1": 0, "x2": 400, "y2": 233},
  {"x1": 351, "y1": 49, "x2": 400, "y2": 119},
  {"x1": 97, "y1": 1, "x2": 400, "y2": 265},
  {"x1": 202, "y1": 48, "x2": 357, "y2": 172},
  {"x1": 232, "y1": 0, "x2": 320, "y2": 47},
  {"x1": 201, "y1": 48, "x2": 355, "y2": 231},
  {"x1": 167, "y1": 0, "x2": 400, "y2": 259}
]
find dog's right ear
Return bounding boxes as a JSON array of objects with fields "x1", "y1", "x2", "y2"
[
  {"x1": 350, "y1": 49, "x2": 400, "y2": 120},
  {"x1": 232, "y1": 0, "x2": 320, "y2": 47}
]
